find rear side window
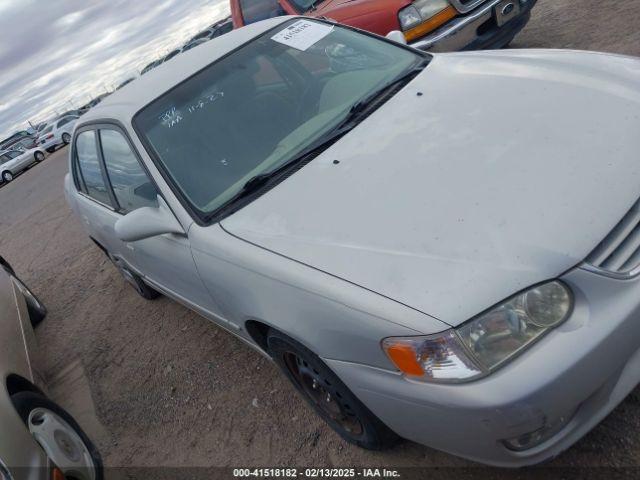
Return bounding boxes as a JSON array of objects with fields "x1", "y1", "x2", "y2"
[
  {"x1": 100, "y1": 129, "x2": 158, "y2": 214},
  {"x1": 239, "y1": 0, "x2": 283, "y2": 24},
  {"x1": 75, "y1": 131, "x2": 111, "y2": 205}
]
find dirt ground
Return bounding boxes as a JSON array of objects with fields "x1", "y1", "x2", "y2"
[{"x1": 1, "y1": 0, "x2": 639, "y2": 475}]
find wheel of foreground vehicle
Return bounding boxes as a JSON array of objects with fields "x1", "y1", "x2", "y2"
[
  {"x1": 267, "y1": 329, "x2": 400, "y2": 450},
  {"x1": 2, "y1": 171, "x2": 13, "y2": 183},
  {"x1": 62, "y1": 133, "x2": 71, "y2": 144},
  {"x1": 34, "y1": 151, "x2": 45, "y2": 162},
  {"x1": 11, "y1": 273, "x2": 47, "y2": 326},
  {"x1": 106, "y1": 252, "x2": 160, "y2": 300},
  {"x1": 11, "y1": 391, "x2": 103, "y2": 480},
  {"x1": 0, "y1": 260, "x2": 47, "y2": 326}
]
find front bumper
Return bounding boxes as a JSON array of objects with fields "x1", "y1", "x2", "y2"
[
  {"x1": 326, "y1": 267, "x2": 640, "y2": 466},
  {"x1": 410, "y1": 0, "x2": 537, "y2": 52}
]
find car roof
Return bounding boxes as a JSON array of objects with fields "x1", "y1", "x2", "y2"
[{"x1": 81, "y1": 16, "x2": 292, "y2": 126}]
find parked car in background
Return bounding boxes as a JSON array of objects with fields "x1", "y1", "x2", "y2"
[
  {"x1": 8, "y1": 136, "x2": 37, "y2": 151},
  {"x1": 141, "y1": 59, "x2": 164, "y2": 75},
  {"x1": 0, "y1": 130, "x2": 37, "y2": 152},
  {"x1": 231, "y1": 0, "x2": 536, "y2": 51},
  {"x1": 163, "y1": 49, "x2": 182, "y2": 63},
  {"x1": 188, "y1": 16, "x2": 234, "y2": 44},
  {"x1": 65, "y1": 17, "x2": 640, "y2": 466},
  {"x1": 209, "y1": 17, "x2": 233, "y2": 38},
  {"x1": 188, "y1": 28, "x2": 214, "y2": 43},
  {"x1": 182, "y1": 37, "x2": 209, "y2": 52},
  {"x1": 116, "y1": 78, "x2": 136, "y2": 90},
  {"x1": 0, "y1": 147, "x2": 45, "y2": 184},
  {"x1": 58, "y1": 108, "x2": 86, "y2": 119},
  {"x1": 0, "y1": 256, "x2": 102, "y2": 480},
  {"x1": 38, "y1": 116, "x2": 78, "y2": 153}
]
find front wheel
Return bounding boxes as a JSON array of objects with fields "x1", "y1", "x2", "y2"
[
  {"x1": 267, "y1": 329, "x2": 400, "y2": 450},
  {"x1": 11, "y1": 391, "x2": 103, "y2": 480},
  {"x1": 107, "y1": 252, "x2": 160, "y2": 300},
  {"x1": 34, "y1": 151, "x2": 45, "y2": 162},
  {"x1": 2, "y1": 171, "x2": 13, "y2": 183},
  {"x1": 62, "y1": 133, "x2": 71, "y2": 144}
]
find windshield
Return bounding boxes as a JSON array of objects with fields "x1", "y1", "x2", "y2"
[
  {"x1": 289, "y1": 0, "x2": 328, "y2": 12},
  {"x1": 135, "y1": 19, "x2": 425, "y2": 220}
]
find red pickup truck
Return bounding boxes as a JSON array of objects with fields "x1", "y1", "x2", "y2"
[{"x1": 230, "y1": 0, "x2": 537, "y2": 51}]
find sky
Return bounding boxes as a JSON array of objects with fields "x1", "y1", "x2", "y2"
[{"x1": 0, "y1": 0, "x2": 230, "y2": 140}]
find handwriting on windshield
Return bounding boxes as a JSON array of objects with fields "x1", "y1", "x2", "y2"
[{"x1": 160, "y1": 91, "x2": 225, "y2": 128}]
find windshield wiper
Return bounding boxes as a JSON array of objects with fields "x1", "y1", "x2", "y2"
[
  {"x1": 338, "y1": 59, "x2": 430, "y2": 130},
  {"x1": 211, "y1": 136, "x2": 339, "y2": 220},
  {"x1": 208, "y1": 58, "x2": 430, "y2": 221}
]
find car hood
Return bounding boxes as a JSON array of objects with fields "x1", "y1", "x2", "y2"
[
  {"x1": 314, "y1": 0, "x2": 406, "y2": 13},
  {"x1": 222, "y1": 50, "x2": 640, "y2": 326},
  {"x1": 313, "y1": 0, "x2": 408, "y2": 33}
]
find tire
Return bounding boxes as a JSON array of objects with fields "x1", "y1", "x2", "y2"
[
  {"x1": 62, "y1": 133, "x2": 71, "y2": 144},
  {"x1": 267, "y1": 329, "x2": 400, "y2": 450},
  {"x1": 2, "y1": 171, "x2": 13, "y2": 183},
  {"x1": 0, "y1": 260, "x2": 47, "y2": 326},
  {"x1": 34, "y1": 151, "x2": 45, "y2": 162},
  {"x1": 11, "y1": 391, "x2": 103, "y2": 480},
  {"x1": 107, "y1": 252, "x2": 160, "y2": 300},
  {"x1": 12, "y1": 274, "x2": 47, "y2": 326},
  {"x1": 0, "y1": 257, "x2": 15, "y2": 276}
]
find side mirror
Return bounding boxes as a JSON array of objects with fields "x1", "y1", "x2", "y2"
[
  {"x1": 386, "y1": 30, "x2": 407, "y2": 45},
  {"x1": 115, "y1": 195, "x2": 185, "y2": 242}
]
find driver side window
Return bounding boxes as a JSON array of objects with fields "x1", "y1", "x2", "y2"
[
  {"x1": 75, "y1": 130, "x2": 112, "y2": 205},
  {"x1": 99, "y1": 129, "x2": 158, "y2": 214}
]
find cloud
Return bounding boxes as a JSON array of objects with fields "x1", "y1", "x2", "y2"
[{"x1": 0, "y1": 0, "x2": 229, "y2": 139}]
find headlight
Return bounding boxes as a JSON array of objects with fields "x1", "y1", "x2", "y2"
[
  {"x1": 398, "y1": 0, "x2": 451, "y2": 30},
  {"x1": 382, "y1": 281, "x2": 573, "y2": 383}
]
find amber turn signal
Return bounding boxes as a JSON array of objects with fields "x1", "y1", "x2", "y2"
[
  {"x1": 383, "y1": 342, "x2": 424, "y2": 376},
  {"x1": 403, "y1": 6, "x2": 458, "y2": 42}
]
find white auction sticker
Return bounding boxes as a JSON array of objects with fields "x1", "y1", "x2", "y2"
[{"x1": 271, "y1": 20, "x2": 333, "y2": 51}]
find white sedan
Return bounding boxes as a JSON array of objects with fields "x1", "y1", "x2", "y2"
[
  {"x1": 0, "y1": 147, "x2": 46, "y2": 183},
  {"x1": 65, "y1": 16, "x2": 640, "y2": 466},
  {"x1": 38, "y1": 115, "x2": 78, "y2": 153}
]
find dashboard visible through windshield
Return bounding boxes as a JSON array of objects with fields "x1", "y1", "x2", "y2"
[{"x1": 134, "y1": 18, "x2": 426, "y2": 221}]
